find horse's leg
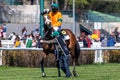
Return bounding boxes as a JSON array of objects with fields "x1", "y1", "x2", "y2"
[
  {"x1": 40, "y1": 52, "x2": 47, "y2": 77},
  {"x1": 40, "y1": 58, "x2": 46, "y2": 77},
  {"x1": 72, "y1": 59, "x2": 78, "y2": 77},
  {"x1": 70, "y1": 48, "x2": 78, "y2": 77},
  {"x1": 72, "y1": 42, "x2": 80, "y2": 77},
  {"x1": 57, "y1": 60, "x2": 61, "y2": 77}
]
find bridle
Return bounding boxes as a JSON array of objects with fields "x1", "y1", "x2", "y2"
[
  {"x1": 43, "y1": 14, "x2": 52, "y2": 27},
  {"x1": 43, "y1": 14, "x2": 53, "y2": 40}
]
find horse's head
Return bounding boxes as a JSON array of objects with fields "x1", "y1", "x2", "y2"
[
  {"x1": 41, "y1": 9, "x2": 51, "y2": 28},
  {"x1": 43, "y1": 14, "x2": 52, "y2": 29},
  {"x1": 41, "y1": 9, "x2": 53, "y2": 40}
]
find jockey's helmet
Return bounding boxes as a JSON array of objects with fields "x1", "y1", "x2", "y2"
[{"x1": 51, "y1": 3, "x2": 58, "y2": 12}]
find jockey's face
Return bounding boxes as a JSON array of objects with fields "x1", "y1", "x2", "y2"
[{"x1": 51, "y1": 6, "x2": 58, "y2": 12}]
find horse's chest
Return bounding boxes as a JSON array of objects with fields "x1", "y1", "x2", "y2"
[{"x1": 43, "y1": 44, "x2": 54, "y2": 50}]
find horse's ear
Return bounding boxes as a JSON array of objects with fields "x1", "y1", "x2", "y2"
[
  {"x1": 41, "y1": 9, "x2": 51, "y2": 16},
  {"x1": 43, "y1": 9, "x2": 51, "y2": 14},
  {"x1": 44, "y1": 9, "x2": 50, "y2": 13},
  {"x1": 41, "y1": 12, "x2": 44, "y2": 16},
  {"x1": 41, "y1": 11, "x2": 47, "y2": 16}
]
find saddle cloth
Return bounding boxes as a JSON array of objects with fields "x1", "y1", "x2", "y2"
[{"x1": 63, "y1": 35, "x2": 70, "y2": 40}]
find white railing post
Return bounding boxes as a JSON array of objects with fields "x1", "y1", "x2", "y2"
[
  {"x1": 94, "y1": 50, "x2": 98, "y2": 63},
  {"x1": 91, "y1": 41, "x2": 103, "y2": 63},
  {"x1": 94, "y1": 49, "x2": 103, "y2": 63},
  {"x1": 0, "y1": 50, "x2": 3, "y2": 66}
]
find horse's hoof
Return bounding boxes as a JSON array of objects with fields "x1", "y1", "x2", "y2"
[
  {"x1": 58, "y1": 74, "x2": 61, "y2": 77},
  {"x1": 73, "y1": 71, "x2": 78, "y2": 77},
  {"x1": 42, "y1": 73, "x2": 46, "y2": 77},
  {"x1": 73, "y1": 72, "x2": 78, "y2": 77},
  {"x1": 58, "y1": 75, "x2": 61, "y2": 77}
]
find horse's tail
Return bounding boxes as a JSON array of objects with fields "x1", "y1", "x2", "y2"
[{"x1": 75, "y1": 41, "x2": 80, "y2": 62}]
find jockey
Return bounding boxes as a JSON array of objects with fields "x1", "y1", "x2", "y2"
[
  {"x1": 41, "y1": 3, "x2": 71, "y2": 77},
  {"x1": 48, "y1": 3, "x2": 62, "y2": 36}
]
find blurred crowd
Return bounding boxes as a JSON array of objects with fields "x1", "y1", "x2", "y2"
[
  {"x1": 0, "y1": 24, "x2": 42, "y2": 48},
  {"x1": 0, "y1": 23, "x2": 120, "y2": 48},
  {"x1": 11, "y1": 27, "x2": 42, "y2": 48},
  {"x1": 77, "y1": 27, "x2": 120, "y2": 48}
]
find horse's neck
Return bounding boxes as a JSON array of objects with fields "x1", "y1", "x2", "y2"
[{"x1": 43, "y1": 30, "x2": 53, "y2": 40}]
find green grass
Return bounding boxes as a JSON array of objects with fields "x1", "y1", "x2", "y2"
[{"x1": 0, "y1": 63, "x2": 120, "y2": 80}]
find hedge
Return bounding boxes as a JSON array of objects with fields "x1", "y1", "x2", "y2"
[{"x1": 2, "y1": 50, "x2": 120, "y2": 67}]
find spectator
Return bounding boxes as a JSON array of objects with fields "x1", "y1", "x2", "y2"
[
  {"x1": 9, "y1": 32, "x2": 16, "y2": 42},
  {"x1": 117, "y1": 33, "x2": 120, "y2": 42},
  {"x1": 36, "y1": 35, "x2": 42, "y2": 48},
  {"x1": 101, "y1": 37, "x2": 107, "y2": 47},
  {"x1": 107, "y1": 35, "x2": 116, "y2": 47},
  {"x1": 0, "y1": 40, "x2": 2, "y2": 47},
  {"x1": 26, "y1": 34, "x2": 32, "y2": 48},
  {"x1": 100, "y1": 34, "x2": 105, "y2": 42},
  {"x1": 30, "y1": 31, "x2": 34, "y2": 39},
  {"x1": 114, "y1": 27, "x2": 119, "y2": 41},
  {"x1": 31, "y1": 0, "x2": 34, "y2": 5},
  {"x1": 2, "y1": 23, "x2": 7, "y2": 39},
  {"x1": 32, "y1": 38, "x2": 37, "y2": 48},
  {"x1": 86, "y1": 36, "x2": 92, "y2": 48},
  {"x1": 14, "y1": 35, "x2": 21, "y2": 48},
  {"x1": 33, "y1": 28, "x2": 39, "y2": 36},
  {"x1": 77, "y1": 35, "x2": 83, "y2": 42},
  {"x1": 22, "y1": 27, "x2": 27, "y2": 40},
  {"x1": 21, "y1": 40, "x2": 26, "y2": 48},
  {"x1": 83, "y1": 36, "x2": 88, "y2": 47},
  {"x1": 0, "y1": 26, "x2": 3, "y2": 39}
]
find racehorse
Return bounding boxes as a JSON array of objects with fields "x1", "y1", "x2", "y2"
[{"x1": 40, "y1": 12, "x2": 80, "y2": 77}]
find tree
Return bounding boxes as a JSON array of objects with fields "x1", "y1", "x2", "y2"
[
  {"x1": 63, "y1": 0, "x2": 70, "y2": 10},
  {"x1": 87, "y1": 0, "x2": 120, "y2": 13},
  {"x1": 45, "y1": 0, "x2": 120, "y2": 14},
  {"x1": 69, "y1": 0, "x2": 89, "y2": 9}
]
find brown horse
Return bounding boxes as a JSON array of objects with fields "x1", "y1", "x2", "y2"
[{"x1": 40, "y1": 13, "x2": 80, "y2": 77}]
